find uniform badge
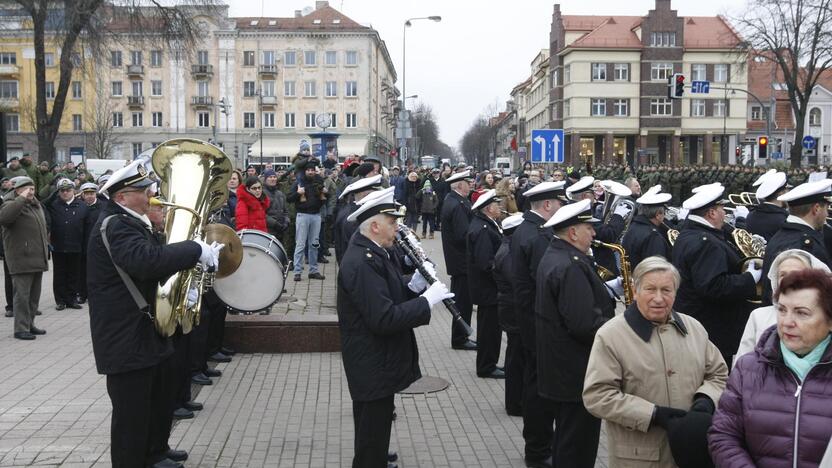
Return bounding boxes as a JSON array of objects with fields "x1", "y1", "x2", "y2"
[
  {"x1": 366, "y1": 253, "x2": 373, "y2": 258},
  {"x1": 805, "y1": 239, "x2": 811, "y2": 245},
  {"x1": 702, "y1": 236, "x2": 707, "y2": 241}
]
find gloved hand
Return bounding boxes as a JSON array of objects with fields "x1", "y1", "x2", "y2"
[
  {"x1": 421, "y1": 281, "x2": 454, "y2": 307},
  {"x1": 186, "y1": 287, "x2": 199, "y2": 309},
  {"x1": 652, "y1": 405, "x2": 687, "y2": 430},
  {"x1": 677, "y1": 208, "x2": 689, "y2": 220},
  {"x1": 421, "y1": 261, "x2": 437, "y2": 279},
  {"x1": 613, "y1": 203, "x2": 632, "y2": 218},
  {"x1": 690, "y1": 396, "x2": 715, "y2": 415},
  {"x1": 734, "y1": 205, "x2": 750, "y2": 219},
  {"x1": 746, "y1": 261, "x2": 762, "y2": 283},
  {"x1": 604, "y1": 276, "x2": 625, "y2": 299},
  {"x1": 195, "y1": 239, "x2": 225, "y2": 269},
  {"x1": 408, "y1": 270, "x2": 429, "y2": 293}
]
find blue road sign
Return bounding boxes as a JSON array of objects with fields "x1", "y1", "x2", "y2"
[
  {"x1": 771, "y1": 151, "x2": 783, "y2": 160},
  {"x1": 691, "y1": 81, "x2": 710, "y2": 94},
  {"x1": 803, "y1": 135, "x2": 816, "y2": 150},
  {"x1": 531, "y1": 129, "x2": 564, "y2": 163}
]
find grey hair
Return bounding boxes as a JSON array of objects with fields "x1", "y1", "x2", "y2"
[
  {"x1": 632, "y1": 256, "x2": 680, "y2": 291},
  {"x1": 637, "y1": 204, "x2": 664, "y2": 219},
  {"x1": 769, "y1": 249, "x2": 831, "y2": 293},
  {"x1": 358, "y1": 217, "x2": 375, "y2": 236}
]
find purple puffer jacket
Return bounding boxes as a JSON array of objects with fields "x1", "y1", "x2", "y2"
[{"x1": 708, "y1": 326, "x2": 832, "y2": 467}]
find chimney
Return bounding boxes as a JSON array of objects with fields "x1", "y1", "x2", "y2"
[
  {"x1": 295, "y1": 10, "x2": 302, "y2": 17},
  {"x1": 316, "y1": 1, "x2": 329, "y2": 9},
  {"x1": 655, "y1": 0, "x2": 671, "y2": 10}
]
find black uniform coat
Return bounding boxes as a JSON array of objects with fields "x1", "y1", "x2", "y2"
[
  {"x1": 621, "y1": 214, "x2": 672, "y2": 268},
  {"x1": 745, "y1": 203, "x2": 788, "y2": 241},
  {"x1": 337, "y1": 233, "x2": 431, "y2": 402},
  {"x1": 535, "y1": 237, "x2": 614, "y2": 402},
  {"x1": 510, "y1": 211, "x2": 553, "y2": 352},
  {"x1": 493, "y1": 237, "x2": 517, "y2": 333},
  {"x1": 87, "y1": 202, "x2": 202, "y2": 375},
  {"x1": 334, "y1": 200, "x2": 357, "y2": 264},
  {"x1": 671, "y1": 219, "x2": 757, "y2": 362},
  {"x1": 45, "y1": 194, "x2": 90, "y2": 253},
  {"x1": 591, "y1": 213, "x2": 626, "y2": 275},
  {"x1": 761, "y1": 219, "x2": 832, "y2": 304},
  {"x1": 440, "y1": 190, "x2": 472, "y2": 276},
  {"x1": 466, "y1": 212, "x2": 502, "y2": 306}
]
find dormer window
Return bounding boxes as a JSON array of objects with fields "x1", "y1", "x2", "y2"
[
  {"x1": 333, "y1": 19, "x2": 341, "y2": 24},
  {"x1": 268, "y1": 20, "x2": 276, "y2": 26},
  {"x1": 250, "y1": 20, "x2": 258, "y2": 26},
  {"x1": 313, "y1": 19, "x2": 322, "y2": 24}
]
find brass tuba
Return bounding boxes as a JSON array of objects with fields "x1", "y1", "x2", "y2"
[
  {"x1": 730, "y1": 228, "x2": 766, "y2": 303},
  {"x1": 591, "y1": 240, "x2": 634, "y2": 306},
  {"x1": 151, "y1": 139, "x2": 235, "y2": 337},
  {"x1": 600, "y1": 180, "x2": 637, "y2": 242}
]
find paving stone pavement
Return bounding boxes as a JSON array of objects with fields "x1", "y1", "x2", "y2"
[{"x1": 0, "y1": 233, "x2": 609, "y2": 467}]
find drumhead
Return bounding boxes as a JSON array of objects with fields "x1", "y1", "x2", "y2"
[
  {"x1": 213, "y1": 242, "x2": 285, "y2": 311},
  {"x1": 238, "y1": 229, "x2": 288, "y2": 270}
]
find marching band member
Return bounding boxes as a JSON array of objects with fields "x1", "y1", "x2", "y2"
[
  {"x1": 671, "y1": 183, "x2": 760, "y2": 366},
  {"x1": 88, "y1": 161, "x2": 224, "y2": 468},
  {"x1": 338, "y1": 187, "x2": 453, "y2": 468},
  {"x1": 333, "y1": 174, "x2": 383, "y2": 264},
  {"x1": 536, "y1": 199, "x2": 615, "y2": 468},
  {"x1": 622, "y1": 186, "x2": 673, "y2": 268},
  {"x1": 494, "y1": 213, "x2": 525, "y2": 416},
  {"x1": 745, "y1": 170, "x2": 789, "y2": 241}
]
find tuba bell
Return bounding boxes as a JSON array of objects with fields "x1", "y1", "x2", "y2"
[
  {"x1": 151, "y1": 139, "x2": 237, "y2": 337},
  {"x1": 600, "y1": 180, "x2": 636, "y2": 241}
]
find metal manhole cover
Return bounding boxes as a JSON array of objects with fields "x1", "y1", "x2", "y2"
[{"x1": 398, "y1": 375, "x2": 449, "y2": 394}]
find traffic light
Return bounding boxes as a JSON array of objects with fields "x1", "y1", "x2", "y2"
[
  {"x1": 758, "y1": 136, "x2": 769, "y2": 158},
  {"x1": 246, "y1": 144, "x2": 252, "y2": 163},
  {"x1": 735, "y1": 146, "x2": 741, "y2": 158},
  {"x1": 668, "y1": 73, "x2": 685, "y2": 99}
]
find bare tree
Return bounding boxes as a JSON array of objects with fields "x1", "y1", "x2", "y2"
[
  {"x1": 7, "y1": 0, "x2": 223, "y2": 161},
  {"x1": 460, "y1": 116, "x2": 494, "y2": 170},
  {"x1": 86, "y1": 83, "x2": 120, "y2": 159},
  {"x1": 733, "y1": 0, "x2": 832, "y2": 166},
  {"x1": 411, "y1": 102, "x2": 454, "y2": 160}
]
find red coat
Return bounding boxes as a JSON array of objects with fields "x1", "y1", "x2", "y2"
[{"x1": 235, "y1": 185, "x2": 270, "y2": 231}]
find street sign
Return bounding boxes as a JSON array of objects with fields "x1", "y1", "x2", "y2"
[
  {"x1": 691, "y1": 81, "x2": 710, "y2": 94},
  {"x1": 803, "y1": 135, "x2": 816, "y2": 150},
  {"x1": 531, "y1": 129, "x2": 564, "y2": 163},
  {"x1": 771, "y1": 151, "x2": 783, "y2": 160}
]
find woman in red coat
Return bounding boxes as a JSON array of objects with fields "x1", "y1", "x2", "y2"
[{"x1": 235, "y1": 176, "x2": 270, "y2": 232}]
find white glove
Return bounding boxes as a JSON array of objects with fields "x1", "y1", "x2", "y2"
[
  {"x1": 734, "y1": 205, "x2": 750, "y2": 219},
  {"x1": 421, "y1": 281, "x2": 454, "y2": 307},
  {"x1": 407, "y1": 261, "x2": 436, "y2": 293},
  {"x1": 677, "y1": 208, "x2": 689, "y2": 220},
  {"x1": 186, "y1": 287, "x2": 199, "y2": 309},
  {"x1": 746, "y1": 261, "x2": 762, "y2": 283},
  {"x1": 613, "y1": 203, "x2": 632, "y2": 218},
  {"x1": 605, "y1": 277, "x2": 625, "y2": 299},
  {"x1": 195, "y1": 239, "x2": 224, "y2": 269},
  {"x1": 751, "y1": 234, "x2": 768, "y2": 247}
]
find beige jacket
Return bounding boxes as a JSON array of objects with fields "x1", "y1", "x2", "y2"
[{"x1": 583, "y1": 309, "x2": 728, "y2": 468}]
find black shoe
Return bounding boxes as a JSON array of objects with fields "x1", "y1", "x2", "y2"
[
  {"x1": 525, "y1": 456, "x2": 553, "y2": 468},
  {"x1": 204, "y1": 368, "x2": 222, "y2": 377},
  {"x1": 166, "y1": 449, "x2": 188, "y2": 462},
  {"x1": 388, "y1": 452, "x2": 398, "y2": 462},
  {"x1": 4, "y1": 310, "x2": 11, "y2": 318},
  {"x1": 172, "y1": 407, "x2": 194, "y2": 420},
  {"x1": 29, "y1": 327, "x2": 46, "y2": 335},
  {"x1": 191, "y1": 373, "x2": 212, "y2": 385},
  {"x1": 294, "y1": 273, "x2": 301, "y2": 282},
  {"x1": 67, "y1": 303, "x2": 82, "y2": 309},
  {"x1": 55, "y1": 303, "x2": 66, "y2": 311},
  {"x1": 323, "y1": 251, "x2": 332, "y2": 257},
  {"x1": 35, "y1": 310, "x2": 42, "y2": 316},
  {"x1": 220, "y1": 346, "x2": 236, "y2": 356},
  {"x1": 13, "y1": 331, "x2": 35, "y2": 340},
  {"x1": 150, "y1": 459, "x2": 183, "y2": 468},
  {"x1": 308, "y1": 272, "x2": 325, "y2": 280},
  {"x1": 478, "y1": 368, "x2": 506, "y2": 379},
  {"x1": 184, "y1": 401, "x2": 203, "y2": 411},
  {"x1": 507, "y1": 407, "x2": 523, "y2": 417},
  {"x1": 451, "y1": 339, "x2": 478, "y2": 351},
  {"x1": 318, "y1": 256, "x2": 329, "y2": 264},
  {"x1": 208, "y1": 352, "x2": 231, "y2": 363}
]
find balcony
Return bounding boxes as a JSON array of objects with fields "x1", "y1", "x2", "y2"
[
  {"x1": 127, "y1": 96, "x2": 144, "y2": 108},
  {"x1": 191, "y1": 95, "x2": 213, "y2": 107},
  {"x1": 126, "y1": 64, "x2": 144, "y2": 77},
  {"x1": 0, "y1": 64, "x2": 20, "y2": 76},
  {"x1": 259, "y1": 64, "x2": 278, "y2": 76},
  {"x1": 0, "y1": 97, "x2": 19, "y2": 109},
  {"x1": 191, "y1": 64, "x2": 213, "y2": 78},
  {"x1": 260, "y1": 95, "x2": 277, "y2": 107}
]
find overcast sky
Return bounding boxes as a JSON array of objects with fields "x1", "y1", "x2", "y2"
[{"x1": 226, "y1": 0, "x2": 749, "y2": 150}]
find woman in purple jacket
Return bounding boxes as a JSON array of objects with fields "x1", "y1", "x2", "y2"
[{"x1": 709, "y1": 268, "x2": 832, "y2": 467}]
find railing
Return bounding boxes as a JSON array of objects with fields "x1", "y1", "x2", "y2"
[
  {"x1": 260, "y1": 95, "x2": 277, "y2": 106},
  {"x1": 126, "y1": 64, "x2": 144, "y2": 75},
  {"x1": 191, "y1": 96, "x2": 213, "y2": 106},
  {"x1": 259, "y1": 64, "x2": 278, "y2": 74},
  {"x1": 127, "y1": 96, "x2": 145, "y2": 106},
  {"x1": 191, "y1": 64, "x2": 214, "y2": 75}
]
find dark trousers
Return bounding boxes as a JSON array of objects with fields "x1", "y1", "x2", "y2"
[
  {"x1": 405, "y1": 211, "x2": 419, "y2": 231},
  {"x1": 189, "y1": 301, "x2": 211, "y2": 375},
  {"x1": 475, "y1": 304, "x2": 501, "y2": 375},
  {"x1": 421, "y1": 214, "x2": 436, "y2": 236},
  {"x1": 205, "y1": 289, "x2": 227, "y2": 356},
  {"x1": 450, "y1": 275, "x2": 473, "y2": 346},
  {"x1": 352, "y1": 395, "x2": 395, "y2": 468},
  {"x1": 106, "y1": 360, "x2": 173, "y2": 468},
  {"x1": 551, "y1": 400, "x2": 602, "y2": 468},
  {"x1": 78, "y1": 250, "x2": 88, "y2": 300},
  {"x1": 504, "y1": 331, "x2": 525, "y2": 414},
  {"x1": 522, "y1": 349, "x2": 556, "y2": 463},
  {"x1": 52, "y1": 251, "x2": 81, "y2": 305},
  {"x1": 3, "y1": 260, "x2": 13, "y2": 309},
  {"x1": 170, "y1": 331, "x2": 191, "y2": 409}
]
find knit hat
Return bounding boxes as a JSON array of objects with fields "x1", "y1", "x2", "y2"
[
  {"x1": 244, "y1": 176, "x2": 261, "y2": 188},
  {"x1": 262, "y1": 169, "x2": 277, "y2": 178}
]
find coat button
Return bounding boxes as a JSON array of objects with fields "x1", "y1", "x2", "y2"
[{"x1": 667, "y1": 369, "x2": 675, "y2": 377}]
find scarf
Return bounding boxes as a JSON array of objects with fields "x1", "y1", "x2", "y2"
[{"x1": 780, "y1": 334, "x2": 831, "y2": 382}]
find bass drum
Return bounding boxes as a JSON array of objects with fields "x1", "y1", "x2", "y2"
[{"x1": 213, "y1": 229, "x2": 288, "y2": 312}]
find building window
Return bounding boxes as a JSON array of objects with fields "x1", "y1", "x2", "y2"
[
  {"x1": 284, "y1": 112, "x2": 295, "y2": 128},
  {"x1": 305, "y1": 113, "x2": 316, "y2": 128},
  {"x1": 45, "y1": 82, "x2": 55, "y2": 99},
  {"x1": 72, "y1": 114, "x2": 82, "y2": 131},
  {"x1": 196, "y1": 50, "x2": 209, "y2": 65},
  {"x1": 152, "y1": 112, "x2": 163, "y2": 127},
  {"x1": 132, "y1": 81, "x2": 143, "y2": 96},
  {"x1": 325, "y1": 50, "x2": 337, "y2": 65},
  {"x1": 263, "y1": 112, "x2": 275, "y2": 128},
  {"x1": 714, "y1": 99, "x2": 727, "y2": 117},
  {"x1": 151, "y1": 80, "x2": 162, "y2": 96},
  {"x1": 650, "y1": 32, "x2": 676, "y2": 47},
  {"x1": 691, "y1": 99, "x2": 706, "y2": 117},
  {"x1": 591, "y1": 63, "x2": 606, "y2": 81},
  {"x1": 346, "y1": 50, "x2": 358, "y2": 65},
  {"x1": 564, "y1": 65, "x2": 571, "y2": 83},
  {"x1": 284, "y1": 81, "x2": 296, "y2": 97},
  {"x1": 328, "y1": 113, "x2": 337, "y2": 128},
  {"x1": 346, "y1": 81, "x2": 358, "y2": 97},
  {"x1": 325, "y1": 81, "x2": 337, "y2": 97},
  {"x1": 284, "y1": 51, "x2": 296, "y2": 66},
  {"x1": 5, "y1": 114, "x2": 18, "y2": 132},
  {"x1": 132, "y1": 143, "x2": 143, "y2": 157},
  {"x1": 591, "y1": 99, "x2": 606, "y2": 116},
  {"x1": 564, "y1": 99, "x2": 571, "y2": 117},
  {"x1": 714, "y1": 64, "x2": 729, "y2": 83},
  {"x1": 304, "y1": 50, "x2": 316, "y2": 66},
  {"x1": 110, "y1": 51, "x2": 122, "y2": 67},
  {"x1": 261, "y1": 80, "x2": 275, "y2": 97},
  {"x1": 112, "y1": 81, "x2": 122, "y2": 96},
  {"x1": 132, "y1": 112, "x2": 143, "y2": 127},
  {"x1": 243, "y1": 51, "x2": 255, "y2": 66},
  {"x1": 651, "y1": 63, "x2": 674, "y2": 81},
  {"x1": 0, "y1": 52, "x2": 15, "y2": 65},
  {"x1": 196, "y1": 81, "x2": 208, "y2": 97},
  {"x1": 346, "y1": 113, "x2": 357, "y2": 128},
  {"x1": 613, "y1": 63, "x2": 628, "y2": 81},
  {"x1": 751, "y1": 105, "x2": 768, "y2": 120},
  {"x1": 71, "y1": 81, "x2": 82, "y2": 99},
  {"x1": 113, "y1": 112, "x2": 123, "y2": 128},
  {"x1": 130, "y1": 50, "x2": 142, "y2": 66},
  {"x1": 691, "y1": 64, "x2": 706, "y2": 82},
  {"x1": 650, "y1": 98, "x2": 672, "y2": 116},
  {"x1": 44, "y1": 53, "x2": 54, "y2": 67},
  {"x1": 243, "y1": 112, "x2": 255, "y2": 128},
  {"x1": 810, "y1": 108, "x2": 822, "y2": 126},
  {"x1": 552, "y1": 69, "x2": 559, "y2": 87},
  {"x1": 0, "y1": 81, "x2": 18, "y2": 98},
  {"x1": 262, "y1": 50, "x2": 275, "y2": 65},
  {"x1": 197, "y1": 112, "x2": 209, "y2": 128},
  {"x1": 151, "y1": 50, "x2": 163, "y2": 67},
  {"x1": 304, "y1": 80, "x2": 316, "y2": 97},
  {"x1": 613, "y1": 99, "x2": 628, "y2": 116},
  {"x1": 243, "y1": 81, "x2": 256, "y2": 97}
]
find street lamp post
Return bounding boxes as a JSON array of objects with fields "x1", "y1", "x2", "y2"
[{"x1": 401, "y1": 16, "x2": 441, "y2": 163}]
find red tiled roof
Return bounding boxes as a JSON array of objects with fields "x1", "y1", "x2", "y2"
[
  {"x1": 569, "y1": 16, "x2": 643, "y2": 49},
  {"x1": 235, "y1": 5, "x2": 369, "y2": 31},
  {"x1": 746, "y1": 55, "x2": 794, "y2": 130},
  {"x1": 683, "y1": 16, "x2": 743, "y2": 49}
]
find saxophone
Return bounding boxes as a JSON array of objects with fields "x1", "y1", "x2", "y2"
[{"x1": 591, "y1": 240, "x2": 634, "y2": 306}]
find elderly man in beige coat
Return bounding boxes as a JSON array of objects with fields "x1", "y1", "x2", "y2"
[{"x1": 583, "y1": 256, "x2": 728, "y2": 468}]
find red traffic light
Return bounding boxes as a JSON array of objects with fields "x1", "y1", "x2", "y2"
[{"x1": 676, "y1": 74, "x2": 686, "y2": 84}]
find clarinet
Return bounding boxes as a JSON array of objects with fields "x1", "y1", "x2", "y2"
[{"x1": 395, "y1": 227, "x2": 474, "y2": 337}]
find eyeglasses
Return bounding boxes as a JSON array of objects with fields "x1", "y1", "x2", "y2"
[{"x1": 250, "y1": 186, "x2": 263, "y2": 191}]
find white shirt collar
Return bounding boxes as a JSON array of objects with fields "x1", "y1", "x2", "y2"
[
  {"x1": 687, "y1": 214, "x2": 716, "y2": 229},
  {"x1": 118, "y1": 203, "x2": 152, "y2": 229},
  {"x1": 786, "y1": 215, "x2": 815, "y2": 230}
]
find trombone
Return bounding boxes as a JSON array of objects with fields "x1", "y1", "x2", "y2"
[{"x1": 728, "y1": 192, "x2": 759, "y2": 206}]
